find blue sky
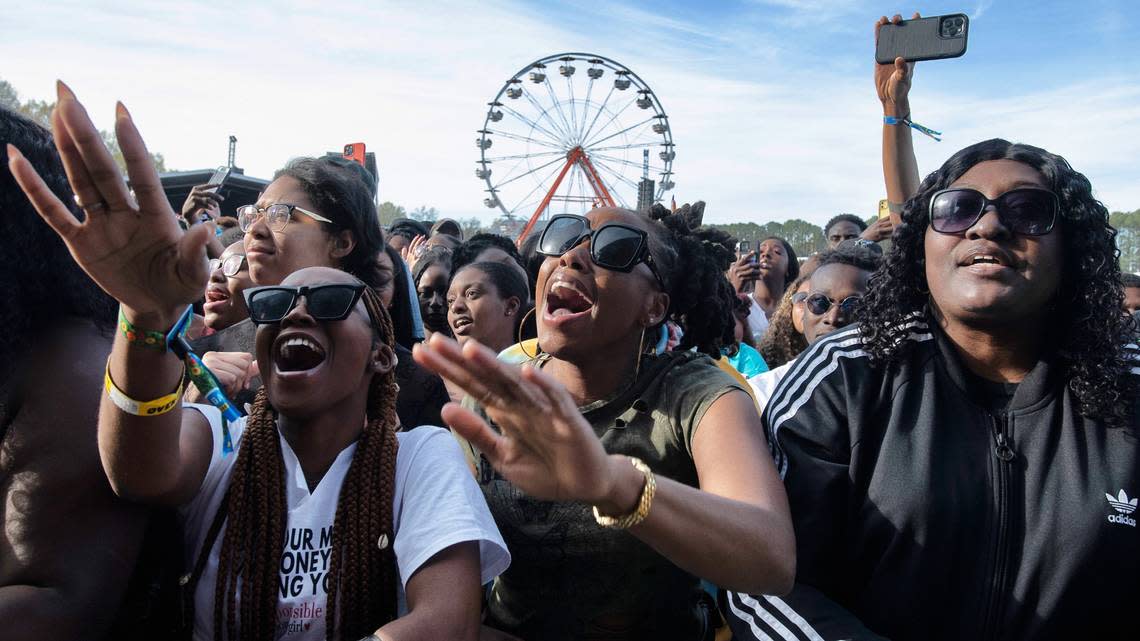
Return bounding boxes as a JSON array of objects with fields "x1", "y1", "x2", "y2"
[{"x1": 2, "y1": 0, "x2": 1137, "y2": 226}]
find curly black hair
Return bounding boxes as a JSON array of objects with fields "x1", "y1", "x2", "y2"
[
  {"x1": 824, "y1": 213, "x2": 868, "y2": 237},
  {"x1": 644, "y1": 201, "x2": 738, "y2": 358},
  {"x1": 0, "y1": 106, "x2": 116, "y2": 411},
  {"x1": 858, "y1": 138, "x2": 1138, "y2": 428},
  {"x1": 757, "y1": 272, "x2": 812, "y2": 368}
]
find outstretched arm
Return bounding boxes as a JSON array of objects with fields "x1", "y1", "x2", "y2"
[
  {"x1": 7, "y1": 82, "x2": 215, "y2": 505},
  {"x1": 413, "y1": 335, "x2": 795, "y2": 595},
  {"x1": 876, "y1": 14, "x2": 922, "y2": 225}
]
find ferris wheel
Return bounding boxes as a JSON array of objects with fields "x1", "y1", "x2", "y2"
[{"x1": 476, "y1": 53, "x2": 675, "y2": 240}]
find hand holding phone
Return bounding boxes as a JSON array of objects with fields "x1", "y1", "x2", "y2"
[{"x1": 875, "y1": 13, "x2": 968, "y2": 65}]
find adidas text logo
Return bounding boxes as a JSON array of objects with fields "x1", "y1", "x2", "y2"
[{"x1": 1106, "y1": 489, "x2": 1137, "y2": 527}]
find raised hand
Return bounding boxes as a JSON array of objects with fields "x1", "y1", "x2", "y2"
[
  {"x1": 181, "y1": 183, "x2": 225, "y2": 226},
  {"x1": 728, "y1": 252, "x2": 760, "y2": 293},
  {"x1": 861, "y1": 216, "x2": 895, "y2": 242},
  {"x1": 412, "y1": 335, "x2": 620, "y2": 505},
  {"x1": 185, "y1": 351, "x2": 257, "y2": 400},
  {"x1": 7, "y1": 81, "x2": 211, "y2": 328},
  {"x1": 874, "y1": 13, "x2": 920, "y2": 116}
]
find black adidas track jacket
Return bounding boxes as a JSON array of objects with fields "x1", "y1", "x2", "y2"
[{"x1": 727, "y1": 318, "x2": 1140, "y2": 641}]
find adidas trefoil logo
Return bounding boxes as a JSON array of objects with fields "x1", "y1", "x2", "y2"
[{"x1": 1106, "y1": 489, "x2": 1137, "y2": 527}]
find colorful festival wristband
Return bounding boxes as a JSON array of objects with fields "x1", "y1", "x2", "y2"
[
  {"x1": 166, "y1": 305, "x2": 241, "y2": 455},
  {"x1": 119, "y1": 307, "x2": 170, "y2": 351},
  {"x1": 105, "y1": 362, "x2": 184, "y2": 417},
  {"x1": 884, "y1": 115, "x2": 942, "y2": 142}
]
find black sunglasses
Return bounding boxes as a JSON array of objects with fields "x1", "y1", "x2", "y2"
[
  {"x1": 805, "y1": 293, "x2": 861, "y2": 317},
  {"x1": 930, "y1": 187, "x2": 1058, "y2": 236},
  {"x1": 537, "y1": 214, "x2": 665, "y2": 289},
  {"x1": 243, "y1": 283, "x2": 367, "y2": 325}
]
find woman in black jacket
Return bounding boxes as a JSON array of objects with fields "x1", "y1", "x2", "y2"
[{"x1": 727, "y1": 138, "x2": 1139, "y2": 641}]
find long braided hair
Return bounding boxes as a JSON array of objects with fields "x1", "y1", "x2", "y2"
[{"x1": 191, "y1": 286, "x2": 401, "y2": 640}]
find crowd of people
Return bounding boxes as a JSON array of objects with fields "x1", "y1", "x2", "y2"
[{"x1": 1, "y1": 13, "x2": 1138, "y2": 641}]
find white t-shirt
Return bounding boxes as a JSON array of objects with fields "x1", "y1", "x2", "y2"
[
  {"x1": 746, "y1": 297, "x2": 770, "y2": 344},
  {"x1": 747, "y1": 361, "x2": 793, "y2": 416},
  {"x1": 180, "y1": 405, "x2": 510, "y2": 641}
]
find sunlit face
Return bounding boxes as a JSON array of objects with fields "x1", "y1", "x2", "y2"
[
  {"x1": 447, "y1": 265, "x2": 520, "y2": 352},
  {"x1": 924, "y1": 159, "x2": 1063, "y2": 329},
  {"x1": 242, "y1": 176, "x2": 337, "y2": 286},
  {"x1": 255, "y1": 267, "x2": 390, "y2": 420},
  {"x1": 203, "y1": 241, "x2": 253, "y2": 331},
  {"x1": 534, "y1": 208, "x2": 666, "y2": 359}
]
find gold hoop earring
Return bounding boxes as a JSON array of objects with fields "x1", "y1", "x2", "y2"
[{"x1": 518, "y1": 306, "x2": 539, "y2": 360}]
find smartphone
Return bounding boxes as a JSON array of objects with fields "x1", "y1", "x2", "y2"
[
  {"x1": 205, "y1": 166, "x2": 230, "y2": 193},
  {"x1": 878, "y1": 199, "x2": 891, "y2": 220},
  {"x1": 876, "y1": 14, "x2": 969, "y2": 64},
  {"x1": 343, "y1": 142, "x2": 366, "y2": 167}
]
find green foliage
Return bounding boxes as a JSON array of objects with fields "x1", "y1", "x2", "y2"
[
  {"x1": 409, "y1": 205, "x2": 438, "y2": 223},
  {"x1": 459, "y1": 217, "x2": 484, "y2": 239},
  {"x1": 1, "y1": 78, "x2": 167, "y2": 172},
  {"x1": 709, "y1": 218, "x2": 826, "y2": 257},
  {"x1": 377, "y1": 201, "x2": 406, "y2": 226},
  {"x1": 1111, "y1": 209, "x2": 1140, "y2": 274}
]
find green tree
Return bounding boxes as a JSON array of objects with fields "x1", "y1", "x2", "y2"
[
  {"x1": 1, "y1": 78, "x2": 167, "y2": 172},
  {"x1": 377, "y1": 201, "x2": 406, "y2": 227},
  {"x1": 1111, "y1": 209, "x2": 1140, "y2": 274},
  {"x1": 459, "y1": 217, "x2": 484, "y2": 239},
  {"x1": 410, "y1": 205, "x2": 439, "y2": 223}
]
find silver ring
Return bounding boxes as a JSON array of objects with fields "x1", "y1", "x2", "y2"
[{"x1": 73, "y1": 195, "x2": 107, "y2": 215}]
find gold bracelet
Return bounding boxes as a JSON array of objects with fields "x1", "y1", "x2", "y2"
[
  {"x1": 104, "y1": 362, "x2": 185, "y2": 416},
  {"x1": 593, "y1": 456, "x2": 656, "y2": 529}
]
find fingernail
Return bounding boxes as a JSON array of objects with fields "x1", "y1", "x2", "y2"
[
  {"x1": 115, "y1": 101, "x2": 131, "y2": 120},
  {"x1": 56, "y1": 80, "x2": 76, "y2": 101},
  {"x1": 5, "y1": 143, "x2": 21, "y2": 160}
]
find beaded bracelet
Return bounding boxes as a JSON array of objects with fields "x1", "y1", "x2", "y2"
[{"x1": 118, "y1": 307, "x2": 169, "y2": 351}]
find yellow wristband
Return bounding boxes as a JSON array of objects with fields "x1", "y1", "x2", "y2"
[
  {"x1": 593, "y1": 457, "x2": 656, "y2": 529},
  {"x1": 104, "y1": 363, "x2": 184, "y2": 417}
]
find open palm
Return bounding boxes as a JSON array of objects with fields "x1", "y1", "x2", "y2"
[
  {"x1": 412, "y1": 335, "x2": 617, "y2": 504},
  {"x1": 7, "y1": 82, "x2": 211, "y2": 325}
]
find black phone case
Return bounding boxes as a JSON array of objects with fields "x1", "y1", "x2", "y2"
[{"x1": 876, "y1": 14, "x2": 969, "y2": 64}]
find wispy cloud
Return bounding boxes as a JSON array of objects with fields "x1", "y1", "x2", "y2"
[
  {"x1": 971, "y1": 0, "x2": 995, "y2": 20},
  {"x1": 2, "y1": 0, "x2": 1137, "y2": 226}
]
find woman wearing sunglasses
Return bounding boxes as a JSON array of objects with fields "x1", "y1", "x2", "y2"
[
  {"x1": 727, "y1": 139, "x2": 1140, "y2": 641},
  {"x1": 414, "y1": 206, "x2": 794, "y2": 641},
  {"x1": 8, "y1": 88, "x2": 509, "y2": 641}
]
